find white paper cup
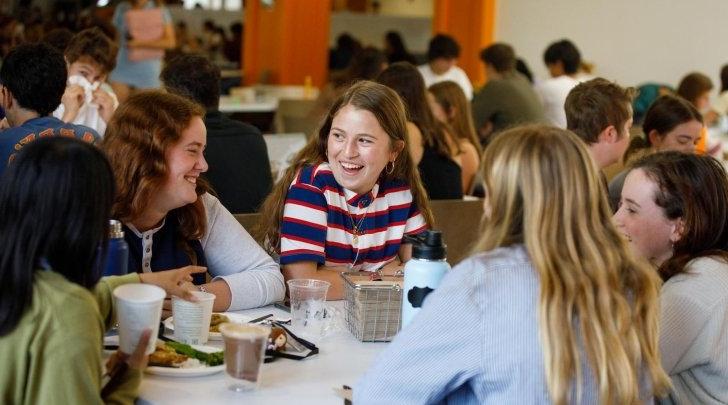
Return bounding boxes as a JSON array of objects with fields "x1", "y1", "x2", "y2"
[
  {"x1": 171, "y1": 291, "x2": 216, "y2": 345},
  {"x1": 113, "y1": 284, "x2": 166, "y2": 355}
]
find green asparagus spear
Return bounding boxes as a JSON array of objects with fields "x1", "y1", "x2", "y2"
[{"x1": 165, "y1": 341, "x2": 224, "y2": 366}]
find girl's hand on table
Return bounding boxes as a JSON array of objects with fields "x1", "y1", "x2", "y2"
[
  {"x1": 139, "y1": 266, "x2": 206, "y2": 301},
  {"x1": 161, "y1": 280, "x2": 197, "y2": 318}
]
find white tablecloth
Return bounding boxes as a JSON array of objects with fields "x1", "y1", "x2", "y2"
[{"x1": 138, "y1": 302, "x2": 384, "y2": 404}]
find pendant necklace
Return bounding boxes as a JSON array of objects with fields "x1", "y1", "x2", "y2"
[{"x1": 346, "y1": 199, "x2": 371, "y2": 249}]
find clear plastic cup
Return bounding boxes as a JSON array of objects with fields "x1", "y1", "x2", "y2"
[
  {"x1": 219, "y1": 323, "x2": 270, "y2": 392},
  {"x1": 113, "y1": 284, "x2": 166, "y2": 355},
  {"x1": 171, "y1": 291, "x2": 216, "y2": 345},
  {"x1": 287, "y1": 279, "x2": 331, "y2": 338}
]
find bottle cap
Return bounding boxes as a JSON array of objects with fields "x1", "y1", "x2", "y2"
[
  {"x1": 109, "y1": 219, "x2": 124, "y2": 239},
  {"x1": 409, "y1": 230, "x2": 447, "y2": 260}
]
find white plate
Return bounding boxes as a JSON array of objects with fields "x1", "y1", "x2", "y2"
[
  {"x1": 163, "y1": 312, "x2": 251, "y2": 341},
  {"x1": 145, "y1": 344, "x2": 225, "y2": 377}
]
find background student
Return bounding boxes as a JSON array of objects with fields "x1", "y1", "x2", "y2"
[
  {"x1": 377, "y1": 62, "x2": 464, "y2": 200},
  {"x1": 608, "y1": 95, "x2": 703, "y2": 207},
  {"x1": 0, "y1": 42, "x2": 99, "y2": 175},
  {"x1": 54, "y1": 27, "x2": 119, "y2": 136},
  {"x1": 160, "y1": 53, "x2": 273, "y2": 214}
]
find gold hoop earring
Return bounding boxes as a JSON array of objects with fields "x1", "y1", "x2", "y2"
[{"x1": 386, "y1": 161, "x2": 395, "y2": 175}]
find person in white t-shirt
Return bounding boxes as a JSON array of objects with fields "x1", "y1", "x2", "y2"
[
  {"x1": 53, "y1": 28, "x2": 119, "y2": 136},
  {"x1": 534, "y1": 39, "x2": 584, "y2": 128},
  {"x1": 417, "y1": 34, "x2": 473, "y2": 100}
]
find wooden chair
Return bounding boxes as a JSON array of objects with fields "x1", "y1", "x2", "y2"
[
  {"x1": 234, "y1": 213, "x2": 263, "y2": 245},
  {"x1": 429, "y1": 199, "x2": 484, "y2": 266},
  {"x1": 273, "y1": 98, "x2": 318, "y2": 134}
]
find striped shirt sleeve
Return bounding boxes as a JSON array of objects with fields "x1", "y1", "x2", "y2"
[
  {"x1": 280, "y1": 172, "x2": 328, "y2": 265},
  {"x1": 404, "y1": 197, "x2": 427, "y2": 236}
]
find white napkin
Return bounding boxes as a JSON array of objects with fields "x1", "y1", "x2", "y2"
[
  {"x1": 67, "y1": 74, "x2": 100, "y2": 107},
  {"x1": 53, "y1": 75, "x2": 116, "y2": 136}
]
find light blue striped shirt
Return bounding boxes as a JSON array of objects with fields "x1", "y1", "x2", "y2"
[{"x1": 354, "y1": 244, "x2": 650, "y2": 404}]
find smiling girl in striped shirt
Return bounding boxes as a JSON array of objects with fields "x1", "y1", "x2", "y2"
[{"x1": 258, "y1": 81, "x2": 433, "y2": 300}]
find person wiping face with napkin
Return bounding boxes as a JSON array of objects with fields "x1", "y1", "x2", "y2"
[{"x1": 53, "y1": 28, "x2": 119, "y2": 136}]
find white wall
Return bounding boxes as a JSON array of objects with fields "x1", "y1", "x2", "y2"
[
  {"x1": 496, "y1": 0, "x2": 728, "y2": 91},
  {"x1": 330, "y1": 12, "x2": 432, "y2": 53},
  {"x1": 378, "y1": 0, "x2": 433, "y2": 17}
]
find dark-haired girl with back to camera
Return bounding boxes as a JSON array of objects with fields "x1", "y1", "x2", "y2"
[
  {"x1": 608, "y1": 94, "x2": 703, "y2": 208},
  {"x1": 0, "y1": 137, "x2": 201, "y2": 404},
  {"x1": 613, "y1": 152, "x2": 728, "y2": 404},
  {"x1": 383, "y1": 31, "x2": 416, "y2": 65},
  {"x1": 101, "y1": 90, "x2": 285, "y2": 313},
  {"x1": 257, "y1": 81, "x2": 432, "y2": 300},
  {"x1": 356, "y1": 125, "x2": 670, "y2": 404},
  {"x1": 377, "y1": 62, "x2": 464, "y2": 199}
]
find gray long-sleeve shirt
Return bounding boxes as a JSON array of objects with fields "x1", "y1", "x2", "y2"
[
  {"x1": 659, "y1": 256, "x2": 728, "y2": 405},
  {"x1": 200, "y1": 193, "x2": 285, "y2": 310}
]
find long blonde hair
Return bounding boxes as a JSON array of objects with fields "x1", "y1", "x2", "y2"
[
  {"x1": 475, "y1": 126, "x2": 670, "y2": 404},
  {"x1": 428, "y1": 80, "x2": 482, "y2": 158},
  {"x1": 256, "y1": 81, "x2": 433, "y2": 253}
]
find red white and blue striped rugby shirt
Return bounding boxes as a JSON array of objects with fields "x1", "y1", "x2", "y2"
[{"x1": 280, "y1": 162, "x2": 428, "y2": 271}]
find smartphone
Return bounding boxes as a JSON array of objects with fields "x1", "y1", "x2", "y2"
[{"x1": 274, "y1": 300, "x2": 290, "y2": 313}]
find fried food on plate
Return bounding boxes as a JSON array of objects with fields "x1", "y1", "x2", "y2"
[{"x1": 209, "y1": 313, "x2": 230, "y2": 333}]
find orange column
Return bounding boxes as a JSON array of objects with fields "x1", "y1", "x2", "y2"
[
  {"x1": 243, "y1": 0, "x2": 332, "y2": 87},
  {"x1": 433, "y1": 0, "x2": 495, "y2": 87}
]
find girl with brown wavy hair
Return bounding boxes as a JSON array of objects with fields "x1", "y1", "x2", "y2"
[
  {"x1": 102, "y1": 90, "x2": 284, "y2": 311},
  {"x1": 356, "y1": 125, "x2": 670, "y2": 404},
  {"x1": 614, "y1": 151, "x2": 728, "y2": 403},
  {"x1": 257, "y1": 81, "x2": 432, "y2": 300}
]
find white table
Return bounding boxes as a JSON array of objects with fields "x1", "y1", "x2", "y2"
[
  {"x1": 218, "y1": 96, "x2": 278, "y2": 113},
  {"x1": 138, "y1": 302, "x2": 385, "y2": 404}
]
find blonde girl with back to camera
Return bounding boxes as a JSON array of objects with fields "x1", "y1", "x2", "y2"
[{"x1": 355, "y1": 125, "x2": 670, "y2": 404}]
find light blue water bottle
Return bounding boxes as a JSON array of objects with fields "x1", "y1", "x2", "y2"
[
  {"x1": 401, "y1": 230, "x2": 450, "y2": 328},
  {"x1": 102, "y1": 220, "x2": 129, "y2": 277}
]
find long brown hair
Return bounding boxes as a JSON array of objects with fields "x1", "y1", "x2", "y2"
[
  {"x1": 629, "y1": 151, "x2": 728, "y2": 280},
  {"x1": 376, "y1": 62, "x2": 457, "y2": 157},
  {"x1": 257, "y1": 80, "x2": 433, "y2": 253},
  {"x1": 428, "y1": 80, "x2": 482, "y2": 158},
  {"x1": 101, "y1": 90, "x2": 208, "y2": 243},
  {"x1": 475, "y1": 125, "x2": 670, "y2": 404}
]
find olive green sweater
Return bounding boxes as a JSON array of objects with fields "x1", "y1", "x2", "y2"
[{"x1": 0, "y1": 271, "x2": 142, "y2": 405}]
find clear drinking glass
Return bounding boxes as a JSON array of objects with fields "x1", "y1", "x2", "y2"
[{"x1": 287, "y1": 279, "x2": 331, "y2": 338}]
